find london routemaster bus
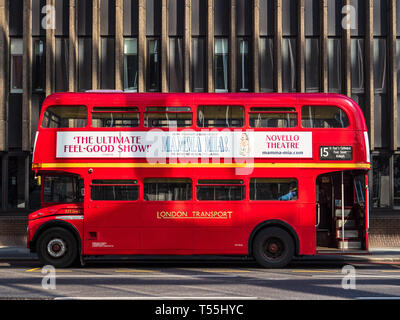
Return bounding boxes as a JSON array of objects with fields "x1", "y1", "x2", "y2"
[{"x1": 27, "y1": 92, "x2": 371, "y2": 268}]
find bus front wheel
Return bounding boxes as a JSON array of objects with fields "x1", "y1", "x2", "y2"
[
  {"x1": 36, "y1": 227, "x2": 78, "y2": 268},
  {"x1": 253, "y1": 227, "x2": 294, "y2": 268}
]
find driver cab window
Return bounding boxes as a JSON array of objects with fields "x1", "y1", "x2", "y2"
[{"x1": 43, "y1": 175, "x2": 83, "y2": 203}]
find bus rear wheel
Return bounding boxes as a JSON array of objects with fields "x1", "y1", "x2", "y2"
[
  {"x1": 36, "y1": 227, "x2": 78, "y2": 268},
  {"x1": 253, "y1": 227, "x2": 294, "y2": 268}
]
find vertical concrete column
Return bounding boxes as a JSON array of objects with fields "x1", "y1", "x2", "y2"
[
  {"x1": 229, "y1": 0, "x2": 236, "y2": 92},
  {"x1": 22, "y1": 0, "x2": 32, "y2": 151},
  {"x1": 45, "y1": 0, "x2": 55, "y2": 96},
  {"x1": 207, "y1": 0, "x2": 214, "y2": 92},
  {"x1": 274, "y1": 0, "x2": 282, "y2": 92},
  {"x1": 320, "y1": 0, "x2": 328, "y2": 93},
  {"x1": 253, "y1": 0, "x2": 260, "y2": 93},
  {"x1": 138, "y1": 0, "x2": 146, "y2": 92},
  {"x1": 0, "y1": 0, "x2": 8, "y2": 151},
  {"x1": 184, "y1": 0, "x2": 191, "y2": 92},
  {"x1": 365, "y1": 0, "x2": 374, "y2": 149},
  {"x1": 115, "y1": 0, "x2": 124, "y2": 90},
  {"x1": 92, "y1": 0, "x2": 100, "y2": 90},
  {"x1": 342, "y1": 0, "x2": 351, "y2": 97},
  {"x1": 389, "y1": 0, "x2": 398, "y2": 150},
  {"x1": 69, "y1": 0, "x2": 78, "y2": 92},
  {"x1": 161, "y1": 0, "x2": 168, "y2": 92}
]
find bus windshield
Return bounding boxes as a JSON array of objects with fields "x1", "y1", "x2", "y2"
[{"x1": 43, "y1": 175, "x2": 83, "y2": 203}]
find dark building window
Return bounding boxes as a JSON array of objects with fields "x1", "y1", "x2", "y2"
[
  {"x1": 8, "y1": 156, "x2": 25, "y2": 209},
  {"x1": 259, "y1": 0, "x2": 274, "y2": 36},
  {"x1": 124, "y1": 38, "x2": 138, "y2": 92},
  {"x1": 351, "y1": 38, "x2": 365, "y2": 93},
  {"x1": 237, "y1": 38, "x2": 250, "y2": 92},
  {"x1": 305, "y1": 38, "x2": 320, "y2": 92},
  {"x1": 214, "y1": 0, "x2": 230, "y2": 36},
  {"x1": 146, "y1": 38, "x2": 161, "y2": 92},
  {"x1": 328, "y1": 38, "x2": 342, "y2": 93},
  {"x1": 192, "y1": 37, "x2": 206, "y2": 92},
  {"x1": 169, "y1": 37, "x2": 184, "y2": 92},
  {"x1": 282, "y1": 0, "x2": 297, "y2": 36},
  {"x1": 214, "y1": 38, "x2": 229, "y2": 92},
  {"x1": 372, "y1": 154, "x2": 390, "y2": 208},
  {"x1": 394, "y1": 155, "x2": 400, "y2": 207},
  {"x1": 259, "y1": 37, "x2": 274, "y2": 92},
  {"x1": 100, "y1": 37, "x2": 115, "y2": 89},
  {"x1": 10, "y1": 38, "x2": 23, "y2": 93},
  {"x1": 191, "y1": 0, "x2": 207, "y2": 36},
  {"x1": 374, "y1": 38, "x2": 389, "y2": 149},
  {"x1": 146, "y1": 0, "x2": 161, "y2": 36},
  {"x1": 32, "y1": 38, "x2": 46, "y2": 92},
  {"x1": 78, "y1": 0, "x2": 93, "y2": 36},
  {"x1": 168, "y1": 0, "x2": 184, "y2": 36},
  {"x1": 78, "y1": 38, "x2": 92, "y2": 91},
  {"x1": 282, "y1": 37, "x2": 297, "y2": 92},
  {"x1": 123, "y1": 0, "x2": 138, "y2": 36},
  {"x1": 55, "y1": 38, "x2": 69, "y2": 92}
]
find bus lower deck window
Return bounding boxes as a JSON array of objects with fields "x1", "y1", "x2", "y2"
[
  {"x1": 144, "y1": 178, "x2": 192, "y2": 201},
  {"x1": 250, "y1": 178, "x2": 298, "y2": 201},
  {"x1": 197, "y1": 180, "x2": 245, "y2": 201},
  {"x1": 43, "y1": 175, "x2": 83, "y2": 203},
  {"x1": 91, "y1": 180, "x2": 139, "y2": 201}
]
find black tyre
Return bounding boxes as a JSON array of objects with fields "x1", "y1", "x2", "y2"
[
  {"x1": 36, "y1": 227, "x2": 78, "y2": 268},
  {"x1": 252, "y1": 227, "x2": 295, "y2": 268}
]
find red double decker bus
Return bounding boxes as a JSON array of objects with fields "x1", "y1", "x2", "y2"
[{"x1": 27, "y1": 92, "x2": 370, "y2": 268}]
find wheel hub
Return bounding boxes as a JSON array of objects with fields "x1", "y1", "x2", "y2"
[{"x1": 47, "y1": 239, "x2": 66, "y2": 258}]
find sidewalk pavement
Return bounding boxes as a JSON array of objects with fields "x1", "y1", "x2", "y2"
[{"x1": 1, "y1": 246, "x2": 400, "y2": 263}]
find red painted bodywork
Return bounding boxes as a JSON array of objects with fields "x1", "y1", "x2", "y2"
[{"x1": 28, "y1": 93, "x2": 370, "y2": 257}]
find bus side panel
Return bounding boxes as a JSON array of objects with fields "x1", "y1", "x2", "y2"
[{"x1": 297, "y1": 202, "x2": 317, "y2": 255}]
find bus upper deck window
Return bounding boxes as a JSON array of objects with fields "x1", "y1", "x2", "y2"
[
  {"x1": 249, "y1": 107, "x2": 297, "y2": 128},
  {"x1": 145, "y1": 107, "x2": 192, "y2": 128},
  {"x1": 92, "y1": 107, "x2": 139, "y2": 128},
  {"x1": 42, "y1": 105, "x2": 87, "y2": 128},
  {"x1": 197, "y1": 105, "x2": 244, "y2": 128},
  {"x1": 301, "y1": 106, "x2": 349, "y2": 128}
]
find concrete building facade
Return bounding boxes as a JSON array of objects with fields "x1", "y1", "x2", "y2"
[{"x1": 0, "y1": 0, "x2": 399, "y2": 246}]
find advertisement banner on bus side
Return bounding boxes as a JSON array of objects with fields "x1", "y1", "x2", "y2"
[{"x1": 56, "y1": 131, "x2": 313, "y2": 159}]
